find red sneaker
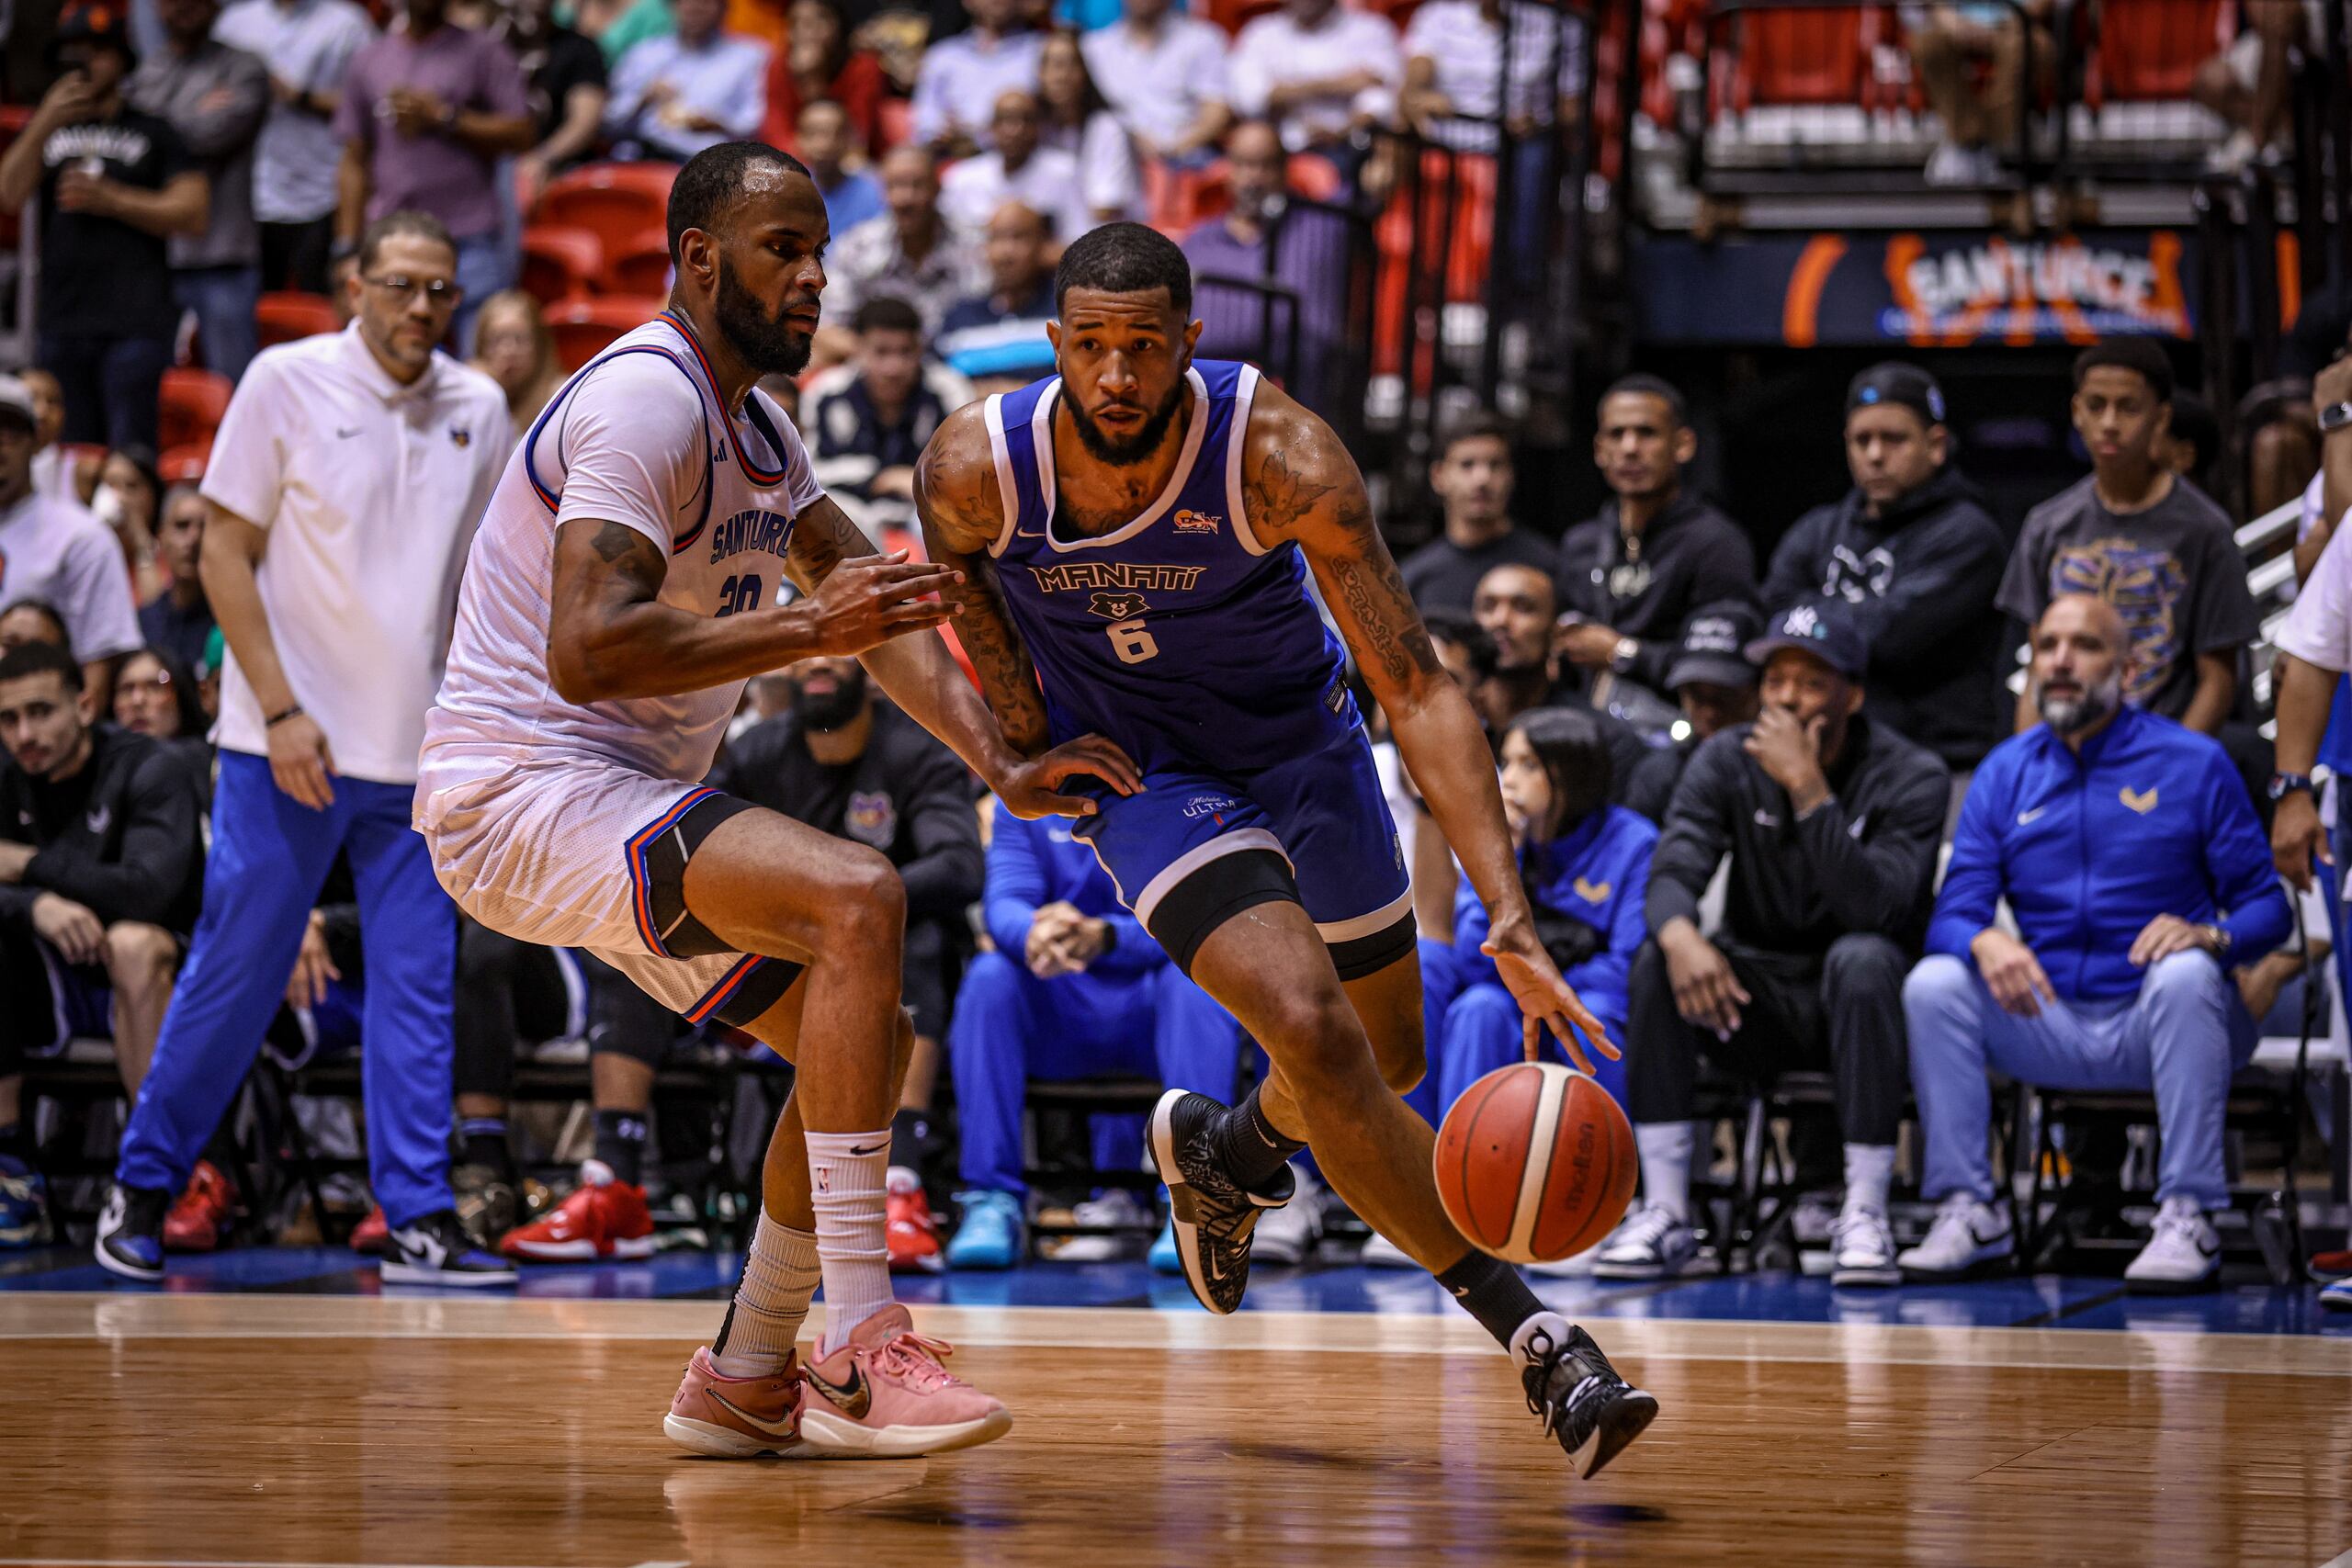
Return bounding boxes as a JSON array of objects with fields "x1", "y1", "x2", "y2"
[
  {"x1": 351, "y1": 1205, "x2": 390, "y2": 1257},
  {"x1": 499, "y1": 1160, "x2": 656, "y2": 1260},
  {"x1": 887, "y1": 1167, "x2": 944, "y2": 1275},
  {"x1": 163, "y1": 1160, "x2": 235, "y2": 1253}
]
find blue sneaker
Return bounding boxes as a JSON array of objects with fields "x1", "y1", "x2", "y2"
[
  {"x1": 1148, "y1": 1216, "x2": 1182, "y2": 1275},
  {"x1": 0, "y1": 1153, "x2": 50, "y2": 1248},
  {"x1": 95, "y1": 1183, "x2": 169, "y2": 1281},
  {"x1": 2324, "y1": 1279, "x2": 2352, "y2": 1313},
  {"x1": 382, "y1": 1210, "x2": 518, "y2": 1287},
  {"x1": 944, "y1": 1190, "x2": 1023, "y2": 1269}
]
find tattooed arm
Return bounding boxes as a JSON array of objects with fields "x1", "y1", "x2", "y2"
[
  {"x1": 1248, "y1": 383, "x2": 1613, "y2": 1064},
  {"x1": 915, "y1": 402, "x2": 1055, "y2": 757}
]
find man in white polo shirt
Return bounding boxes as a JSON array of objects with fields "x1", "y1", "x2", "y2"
[
  {"x1": 96, "y1": 209, "x2": 514, "y2": 1285},
  {"x1": 0, "y1": 374, "x2": 142, "y2": 701}
]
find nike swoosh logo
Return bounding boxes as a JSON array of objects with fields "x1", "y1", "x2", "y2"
[
  {"x1": 847, "y1": 1141, "x2": 887, "y2": 1156},
  {"x1": 803, "y1": 1359, "x2": 871, "y2": 1418},
  {"x1": 2018, "y1": 807, "x2": 2047, "y2": 824},
  {"x1": 707, "y1": 1390, "x2": 798, "y2": 1438}
]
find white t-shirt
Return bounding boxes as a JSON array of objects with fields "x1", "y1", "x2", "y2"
[
  {"x1": 199, "y1": 324, "x2": 511, "y2": 784},
  {"x1": 1229, "y1": 7, "x2": 1401, "y2": 151},
  {"x1": 422, "y1": 315, "x2": 825, "y2": 785},
  {"x1": 940, "y1": 145, "x2": 1095, "y2": 245},
  {"x1": 2278, "y1": 470, "x2": 2352, "y2": 671},
  {"x1": 1400, "y1": 0, "x2": 1584, "y2": 152},
  {"x1": 0, "y1": 490, "x2": 141, "y2": 663},
  {"x1": 1081, "y1": 16, "x2": 1231, "y2": 149},
  {"x1": 1042, "y1": 111, "x2": 1144, "y2": 222}
]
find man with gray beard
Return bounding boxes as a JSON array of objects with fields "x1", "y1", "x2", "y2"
[{"x1": 1900, "y1": 594, "x2": 2290, "y2": 1294}]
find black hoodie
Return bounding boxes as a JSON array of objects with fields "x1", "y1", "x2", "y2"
[
  {"x1": 1556, "y1": 492, "x2": 1758, "y2": 695},
  {"x1": 1760, "y1": 467, "x2": 2007, "y2": 769},
  {"x1": 0, "y1": 725, "x2": 204, "y2": 936}
]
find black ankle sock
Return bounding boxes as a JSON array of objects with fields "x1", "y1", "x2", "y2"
[
  {"x1": 594, "y1": 1111, "x2": 648, "y2": 1187},
  {"x1": 1214, "y1": 1087, "x2": 1306, "y2": 1193},
  {"x1": 458, "y1": 1117, "x2": 514, "y2": 1179},
  {"x1": 1438, "y1": 1251, "x2": 1549, "y2": 1350},
  {"x1": 889, "y1": 1107, "x2": 931, "y2": 1175}
]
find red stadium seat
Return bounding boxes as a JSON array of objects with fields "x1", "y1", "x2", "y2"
[
  {"x1": 521, "y1": 224, "x2": 605, "y2": 305},
  {"x1": 876, "y1": 96, "x2": 914, "y2": 152},
  {"x1": 1205, "y1": 0, "x2": 1283, "y2": 35},
  {"x1": 255, "y1": 291, "x2": 339, "y2": 347},
  {"x1": 158, "y1": 367, "x2": 232, "y2": 452},
  {"x1": 1371, "y1": 147, "x2": 1495, "y2": 378},
  {"x1": 534, "y1": 163, "x2": 679, "y2": 265},
  {"x1": 2082, "y1": 0, "x2": 2226, "y2": 104},
  {"x1": 158, "y1": 442, "x2": 209, "y2": 483},
  {"x1": 1721, "y1": 6, "x2": 1872, "y2": 112},
  {"x1": 547, "y1": 296, "x2": 666, "y2": 371},
  {"x1": 605, "y1": 227, "x2": 674, "y2": 297}
]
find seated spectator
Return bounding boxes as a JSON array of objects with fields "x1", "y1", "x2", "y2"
[
  {"x1": 1466, "y1": 560, "x2": 1652, "y2": 800},
  {"x1": 1763, "y1": 362, "x2": 2007, "y2": 776},
  {"x1": 498, "y1": 0, "x2": 609, "y2": 209},
  {"x1": 763, "y1": 0, "x2": 888, "y2": 157},
  {"x1": 1620, "y1": 603, "x2": 1762, "y2": 824},
  {"x1": 21, "y1": 368, "x2": 80, "y2": 503},
  {"x1": 710, "y1": 654, "x2": 984, "y2": 1275},
  {"x1": 797, "y1": 98, "x2": 885, "y2": 238},
  {"x1": 605, "y1": 0, "x2": 770, "y2": 163},
  {"x1": 1999, "y1": 339, "x2": 2258, "y2": 739},
  {"x1": 935, "y1": 201, "x2": 1060, "y2": 389},
  {"x1": 140, "y1": 484, "x2": 216, "y2": 681},
  {"x1": 1080, "y1": 0, "x2": 1232, "y2": 167},
  {"x1": 96, "y1": 445, "x2": 165, "y2": 605},
  {"x1": 1557, "y1": 376, "x2": 1755, "y2": 726},
  {"x1": 940, "y1": 91, "x2": 1091, "y2": 245},
  {"x1": 945, "y1": 805, "x2": 1242, "y2": 1269},
  {"x1": 2165, "y1": 389, "x2": 2224, "y2": 498},
  {"x1": 0, "y1": 641, "x2": 205, "y2": 1248},
  {"x1": 0, "y1": 602, "x2": 73, "y2": 653},
  {"x1": 1038, "y1": 31, "x2": 1142, "y2": 226},
  {"x1": 1904, "y1": 1, "x2": 2055, "y2": 186},
  {"x1": 1229, "y1": 0, "x2": 1400, "y2": 165},
  {"x1": 804, "y1": 297, "x2": 975, "y2": 525},
  {"x1": 0, "y1": 3, "x2": 208, "y2": 452},
  {"x1": 911, "y1": 0, "x2": 1044, "y2": 152},
  {"x1": 824, "y1": 146, "x2": 989, "y2": 344},
  {"x1": 1902, "y1": 594, "x2": 2291, "y2": 1292},
  {"x1": 469, "y1": 290, "x2": 565, "y2": 429},
  {"x1": 1598, "y1": 602, "x2": 1948, "y2": 1288},
  {"x1": 0, "y1": 376, "x2": 143, "y2": 703},
  {"x1": 2193, "y1": 0, "x2": 2312, "y2": 172},
  {"x1": 112, "y1": 645, "x2": 213, "y2": 810},
  {"x1": 1397, "y1": 407, "x2": 1555, "y2": 619},
  {"x1": 1179, "y1": 118, "x2": 1352, "y2": 410}
]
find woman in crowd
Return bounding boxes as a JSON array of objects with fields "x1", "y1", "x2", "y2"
[
  {"x1": 469, "y1": 291, "x2": 567, "y2": 429},
  {"x1": 764, "y1": 0, "x2": 888, "y2": 155},
  {"x1": 114, "y1": 645, "x2": 214, "y2": 807},
  {"x1": 96, "y1": 445, "x2": 165, "y2": 604},
  {"x1": 1037, "y1": 28, "x2": 1142, "y2": 226}
]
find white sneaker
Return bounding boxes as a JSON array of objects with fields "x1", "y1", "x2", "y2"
[
  {"x1": 1590, "y1": 1203, "x2": 1701, "y2": 1280},
  {"x1": 1790, "y1": 1194, "x2": 1838, "y2": 1247},
  {"x1": 1828, "y1": 1206, "x2": 1900, "y2": 1288},
  {"x1": 1046, "y1": 1190, "x2": 1149, "y2": 1261},
  {"x1": 1924, "y1": 140, "x2": 1979, "y2": 186},
  {"x1": 2124, "y1": 1198, "x2": 2221, "y2": 1294},
  {"x1": 1250, "y1": 1163, "x2": 1322, "y2": 1267},
  {"x1": 1359, "y1": 1229, "x2": 1417, "y2": 1269},
  {"x1": 1897, "y1": 1192, "x2": 2014, "y2": 1280},
  {"x1": 2207, "y1": 129, "x2": 2257, "y2": 174}
]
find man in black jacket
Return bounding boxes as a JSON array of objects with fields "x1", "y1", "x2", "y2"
[
  {"x1": 1593, "y1": 604, "x2": 1948, "y2": 1290},
  {"x1": 1760, "y1": 363, "x2": 2007, "y2": 773},
  {"x1": 0, "y1": 640, "x2": 202, "y2": 1246}
]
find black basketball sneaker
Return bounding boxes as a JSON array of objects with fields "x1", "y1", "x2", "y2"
[
  {"x1": 1523, "y1": 1323, "x2": 1658, "y2": 1479},
  {"x1": 1148, "y1": 1089, "x2": 1295, "y2": 1314}
]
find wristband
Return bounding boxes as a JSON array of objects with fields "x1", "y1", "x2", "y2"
[{"x1": 266, "y1": 703, "x2": 305, "y2": 728}]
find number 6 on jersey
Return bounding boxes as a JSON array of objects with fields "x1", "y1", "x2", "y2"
[{"x1": 1108, "y1": 618, "x2": 1159, "y2": 664}]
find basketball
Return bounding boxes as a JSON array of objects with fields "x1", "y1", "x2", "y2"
[{"x1": 1433, "y1": 1062, "x2": 1638, "y2": 1265}]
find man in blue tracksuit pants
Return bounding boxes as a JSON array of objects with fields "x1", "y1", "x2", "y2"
[
  {"x1": 1901, "y1": 594, "x2": 2290, "y2": 1293},
  {"x1": 945, "y1": 807, "x2": 1242, "y2": 1269}
]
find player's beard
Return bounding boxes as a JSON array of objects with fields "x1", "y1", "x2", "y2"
[
  {"x1": 714, "y1": 256, "x2": 813, "y2": 378},
  {"x1": 1064, "y1": 377, "x2": 1186, "y2": 467}
]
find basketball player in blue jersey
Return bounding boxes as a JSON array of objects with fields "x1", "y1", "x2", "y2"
[{"x1": 916, "y1": 223, "x2": 1658, "y2": 1478}]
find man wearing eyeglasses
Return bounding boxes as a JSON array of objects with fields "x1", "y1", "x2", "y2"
[{"x1": 96, "y1": 209, "x2": 517, "y2": 1286}]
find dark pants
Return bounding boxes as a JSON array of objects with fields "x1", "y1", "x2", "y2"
[
  {"x1": 260, "y1": 218, "x2": 334, "y2": 296},
  {"x1": 1625, "y1": 934, "x2": 1911, "y2": 1146},
  {"x1": 452, "y1": 923, "x2": 673, "y2": 1101},
  {"x1": 38, "y1": 330, "x2": 173, "y2": 449}
]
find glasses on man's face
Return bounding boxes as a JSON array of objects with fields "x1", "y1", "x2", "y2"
[{"x1": 363, "y1": 274, "x2": 462, "y2": 310}]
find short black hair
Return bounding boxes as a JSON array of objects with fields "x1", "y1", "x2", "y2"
[
  {"x1": 1600, "y1": 373, "x2": 1688, "y2": 429},
  {"x1": 1435, "y1": 407, "x2": 1511, "y2": 461},
  {"x1": 0, "y1": 598, "x2": 71, "y2": 647},
  {"x1": 2167, "y1": 389, "x2": 2221, "y2": 483},
  {"x1": 853, "y1": 296, "x2": 923, "y2": 336},
  {"x1": 0, "y1": 638, "x2": 82, "y2": 691},
  {"x1": 2073, "y1": 336, "x2": 2176, "y2": 403},
  {"x1": 1422, "y1": 613, "x2": 1498, "y2": 681},
  {"x1": 1054, "y1": 220, "x2": 1193, "y2": 318},
  {"x1": 358, "y1": 209, "x2": 456, "y2": 273},
  {"x1": 667, "y1": 141, "x2": 815, "y2": 264}
]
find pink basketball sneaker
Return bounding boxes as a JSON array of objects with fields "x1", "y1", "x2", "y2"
[
  {"x1": 663, "y1": 1347, "x2": 809, "y2": 1458},
  {"x1": 796, "y1": 1304, "x2": 1011, "y2": 1458}
]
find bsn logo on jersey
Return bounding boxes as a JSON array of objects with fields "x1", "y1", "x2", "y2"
[
  {"x1": 709, "y1": 509, "x2": 796, "y2": 566},
  {"x1": 1173, "y1": 509, "x2": 1221, "y2": 536}
]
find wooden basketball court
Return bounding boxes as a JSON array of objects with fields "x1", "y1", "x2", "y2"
[{"x1": 6, "y1": 1292, "x2": 2348, "y2": 1567}]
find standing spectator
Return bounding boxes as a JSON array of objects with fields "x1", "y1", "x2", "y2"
[
  {"x1": 939, "y1": 91, "x2": 1090, "y2": 244},
  {"x1": 1555, "y1": 375, "x2": 1756, "y2": 718},
  {"x1": 1619, "y1": 603, "x2": 1762, "y2": 824},
  {"x1": 467, "y1": 289, "x2": 564, "y2": 428},
  {"x1": 797, "y1": 97, "x2": 885, "y2": 237},
  {"x1": 1178, "y1": 118, "x2": 1351, "y2": 408},
  {"x1": 334, "y1": 0, "x2": 535, "y2": 352},
  {"x1": 1905, "y1": 1, "x2": 2056, "y2": 185},
  {"x1": 910, "y1": 0, "x2": 1044, "y2": 153},
  {"x1": 0, "y1": 377, "x2": 143, "y2": 697},
  {"x1": 1038, "y1": 31, "x2": 1141, "y2": 226},
  {"x1": 804, "y1": 296, "x2": 974, "y2": 519},
  {"x1": 2192, "y1": 0, "x2": 2312, "y2": 173},
  {"x1": 125, "y1": 0, "x2": 268, "y2": 383},
  {"x1": 216, "y1": 0, "x2": 376, "y2": 295},
  {"x1": 934, "y1": 201, "x2": 1059, "y2": 388},
  {"x1": 1397, "y1": 407, "x2": 1554, "y2": 618},
  {"x1": 1080, "y1": 0, "x2": 1231, "y2": 168},
  {"x1": 1596, "y1": 603, "x2": 1948, "y2": 1287},
  {"x1": 1902, "y1": 594, "x2": 2290, "y2": 1292},
  {"x1": 1229, "y1": 0, "x2": 1401, "y2": 164},
  {"x1": 762, "y1": 0, "x2": 888, "y2": 156},
  {"x1": 1998, "y1": 339, "x2": 2258, "y2": 739},
  {"x1": 1762, "y1": 362, "x2": 2008, "y2": 775},
  {"x1": 605, "y1": 0, "x2": 768, "y2": 163},
  {"x1": 0, "y1": 3, "x2": 208, "y2": 453},
  {"x1": 1394, "y1": 0, "x2": 1580, "y2": 269},
  {"x1": 497, "y1": 0, "x2": 609, "y2": 209},
  {"x1": 95, "y1": 446, "x2": 165, "y2": 607},
  {"x1": 94, "y1": 212, "x2": 514, "y2": 1287},
  {"x1": 21, "y1": 368, "x2": 79, "y2": 503},
  {"x1": 823, "y1": 145, "x2": 988, "y2": 340}
]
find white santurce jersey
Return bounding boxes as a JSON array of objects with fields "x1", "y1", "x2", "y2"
[{"x1": 423, "y1": 313, "x2": 826, "y2": 785}]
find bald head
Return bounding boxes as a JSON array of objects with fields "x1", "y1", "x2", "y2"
[{"x1": 2032, "y1": 592, "x2": 2131, "y2": 739}]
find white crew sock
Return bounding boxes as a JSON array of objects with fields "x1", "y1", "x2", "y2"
[
  {"x1": 806, "y1": 1129, "x2": 895, "y2": 1356},
  {"x1": 1842, "y1": 1143, "x2": 1897, "y2": 1217},
  {"x1": 1634, "y1": 1122, "x2": 1694, "y2": 1222},
  {"x1": 711, "y1": 1211, "x2": 820, "y2": 1379}
]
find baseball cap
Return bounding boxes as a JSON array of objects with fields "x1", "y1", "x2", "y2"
[
  {"x1": 1666, "y1": 602, "x2": 1761, "y2": 692},
  {"x1": 0, "y1": 375, "x2": 39, "y2": 434},
  {"x1": 1846, "y1": 362, "x2": 1947, "y2": 427},
  {"x1": 49, "y1": 1, "x2": 136, "y2": 65},
  {"x1": 1745, "y1": 600, "x2": 1868, "y2": 682}
]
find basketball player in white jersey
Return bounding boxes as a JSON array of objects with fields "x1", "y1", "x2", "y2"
[{"x1": 416, "y1": 141, "x2": 1137, "y2": 1459}]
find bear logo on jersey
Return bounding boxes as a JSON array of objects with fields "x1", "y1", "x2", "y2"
[{"x1": 1088, "y1": 591, "x2": 1149, "y2": 620}]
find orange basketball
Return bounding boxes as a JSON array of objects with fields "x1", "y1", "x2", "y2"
[{"x1": 1433, "y1": 1062, "x2": 1638, "y2": 1264}]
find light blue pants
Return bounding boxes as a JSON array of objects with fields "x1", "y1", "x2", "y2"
[
  {"x1": 1903, "y1": 950, "x2": 2258, "y2": 1210},
  {"x1": 117, "y1": 751, "x2": 458, "y2": 1227}
]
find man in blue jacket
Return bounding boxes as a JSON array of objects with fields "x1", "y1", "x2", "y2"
[
  {"x1": 1902, "y1": 593, "x2": 2290, "y2": 1293},
  {"x1": 944, "y1": 805, "x2": 1242, "y2": 1269}
]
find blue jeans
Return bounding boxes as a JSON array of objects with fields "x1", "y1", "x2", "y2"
[
  {"x1": 452, "y1": 232, "x2": 514, "y2": 358},
  {"x1": 173, "y1": 266, "x2": 261, "y2": 384},
  {"x1": 37, "y1": 329, "x2": 173, "y2": 449},
  {"x1": 116, "y1": 752, "x2": 459, "y2": 1227}
]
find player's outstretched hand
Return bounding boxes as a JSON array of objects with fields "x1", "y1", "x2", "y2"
[
  {"x1": 808, "y1": 550, "x2": 963, "y2": 655},
  {"x1": 1481, "y1": 920, "x2": 1620, "y2": 1075},
  {"x1": 993, "y1": 734, "x2": 1144, "y2": 820}
]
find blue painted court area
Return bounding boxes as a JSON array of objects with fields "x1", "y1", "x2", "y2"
[{"x1": 3, "y1": 1243, "x2": 2346, "y2": 1335}]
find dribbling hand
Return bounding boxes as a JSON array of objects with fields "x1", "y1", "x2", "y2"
[
  {"x1": 807, "y1": 551, "x2": 961, "y2": 656},
  {"x1": 1481, "y1": 919, "x2": 1619, "y2": 1075}
]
